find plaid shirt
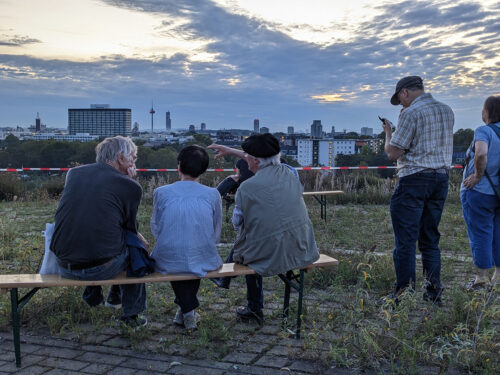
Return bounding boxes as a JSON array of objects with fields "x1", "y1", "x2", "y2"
[{"x1": 390, "y1": 93, "x2": 454, "y2": 177}]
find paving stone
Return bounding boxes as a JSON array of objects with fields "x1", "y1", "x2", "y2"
[
  {"x1": 79, "y1": 362, "x2": 115, "y2": 374},
  {"x1": 0, "y1": 352, "x2": 13, "y2": 362},
  {"x1": 80, "y1": 345, "x2": 135, "y2": 357},
  {"x1": 289, "y1": 359, "x2": 320, "y2": 373},
  {"x1": 167, "y1": 364, "x2": 225, "y2": 375},
  {"x1": 44, "y1": 369, "x2": 82, "y2": 375},
  {"x1": 222, "y1": 351, "x2": 258, "y2": 364},
  {"x1": 267, "y1": 346, "x2": 295, "y2": 356},
  {"x1": 76, "y1": 351, "x2": 126, "y2": 365},
  {"x1": 106, "y1": 367, "x2": 139, "y2": 375},
  {"x1": 79, "y1": 335, "x2": 111, "y2": 345},
  {"x1": 0, "y1": 354, "x2": 46, "y2": 372},
  {"x1": 101, "y1": 336, "x2": 131, "y2": 348},
  {"x1": 14, "y1": 365, "x2": 50, "y2": 375},
  {"x1": 120, "y1": 357, "x2": 171, "y2": 372},
  {"x1": 33, "y1": 347, "x2": 82, "y2": 359},
  {"x1": 234, "y1": 342, "x2": 269, "y2": 354},
  {"x1": 254, "y1": 355, "x2": 290, "y2": 368},
  {"x1": 21, "y1": 336, "x2": 80, "y2": 349},
  {"x1": 38, "y1": 357, "x2": 89, "y2": 371}
]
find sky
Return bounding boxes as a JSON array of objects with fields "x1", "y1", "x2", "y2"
[{"x1": 0, "y1": 0, "x2": 499, "y2": 133}]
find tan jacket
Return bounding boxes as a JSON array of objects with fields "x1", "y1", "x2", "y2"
[{"x1": 232, "y1": 164, "x2": 319, "y2": 276}]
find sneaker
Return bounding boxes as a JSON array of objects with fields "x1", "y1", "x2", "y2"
[
  {"x1": 236, "y1": 306, "x2": 264, "y2": 325},
  {"x1": 173, "y1": 308, "x2": 184, "y2": 326},
  {"x1": 465, "y1": 278, "x2": 488, "y2": 292},
  {"x1": 105, "y1": 287, "x2": 122, "y2": 309},
  {"x1": 183, "y1": 312, "x2": 200, "y2": 330},
  {"x1": 120, "y1": 314, "x2": 147, "y2": 329}
]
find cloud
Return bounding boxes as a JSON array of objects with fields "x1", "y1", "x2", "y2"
[
  {"x1": 311, "y1": 94, "x2": 349, "y2": 103},
  {"x1": 0, "y1": 34, "x2": 42, "y2": 47}
]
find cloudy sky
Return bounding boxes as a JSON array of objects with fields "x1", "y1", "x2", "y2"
[{"x1": 0, "y1": 0, "x2": 498, "y2": 132}]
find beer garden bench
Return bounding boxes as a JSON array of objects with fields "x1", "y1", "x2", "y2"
[
  {"x1": 0, "y1": 254, "x2": 338, "y2": 368},
  {"x1": 224, "y1": 190, "x2": 344, "y2": 222}
]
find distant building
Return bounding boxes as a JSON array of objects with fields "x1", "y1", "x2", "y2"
[
  {"x1": 281, "y1": 145, "x2": 298, "y2": 160},
  {"x1": 201, "y1": 122, "x2": 206, "y2": 131},
  {"x1": 260, "y1": 126, "x2": 269, "y2": 134},
  {"x1": 35, "y1": 113, "x2": 41, "y2": 132},
  {"x1": 68, "y1": 105, "x2": 131, "y2": 137},
  {"x1": 189, "y1": 124, "x2": 195, "y2": 132},
  {"x1": 30, "y1": 133, "x2": 99, "y2": 142},
  {"x1": 360, "y1": 127, "x2": 374, "y2": 137},
  {"x1": 287, "y1": 126, "x2": 294, "y2": 134},
  {"x1": 254, "y1": 119, "x2": 259, "y2": 133},
  {"x1": 311, "y1": 120, "x2": 323, "y2": 139},
  {"x1": 298, "y1": 139, "x2": 356, "y2": 166},
  {"x1": 166, "y1": 111, "x2": 171, "y2": 131},
  {"x1": 132, "y1": 122, "x2": 140, "y2": 136}
]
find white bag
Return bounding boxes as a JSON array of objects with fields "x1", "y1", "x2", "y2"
[{"x1": 40, "y1": 223, "x2": 60, "y2": 275}]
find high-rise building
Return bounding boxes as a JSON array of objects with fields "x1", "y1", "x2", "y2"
[
  {"x1": 201, "y1": 122, "x2": 206, "y2": 131},
  {"x1": 288, "y1": 126, "x2": 294, "y2": 134},
  {"x1": 35, "y1": 112, "x2": 41, "y2": 132},
  {"x1": 166, "y1": 111, "x2": 171, "y2": 131},
  {"x1": 360, "y1": 127, "x2": 374, "y2": 137},
  {"x1": 311, "y1": 120, "x2": 323, "y2": 138},
  {"x1": 68, "y1": 105, "x2": 131, "y2": 137},
  {"x1": 254, "y1": 119, "x2": 259, "y2": 133},
  {"x1": 260, "y1": 126, "x2": 269, "y2": 134},
  {"x1": 189, "y1": 124, "x2": 195, "y2": 132},
  {"x1": 331, "y1": 126, "x2": 335, "y2": 136},
  {"x1": 149, "y1": 103, "x2": 155, "y2": 133}
]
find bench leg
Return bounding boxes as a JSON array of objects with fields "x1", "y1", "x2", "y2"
[
  {"x1": 10, "y1": 288, "x2": 21, "y2": 368},
  {"x1": 10, "y1": 287, "x2": 40, "y2": 368},
  {"x1": 282, "y1": 271, "x2": 292, "y2": 330},
  {"x1": 279, "y1": 270, "x2": 306, "y2": 339},
  {"x1": 295, "y1": 270, "x2": 305, "y2": 339}
]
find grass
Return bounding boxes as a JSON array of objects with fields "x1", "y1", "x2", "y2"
[{"x1": 0, "y1": 194, "x2": 498, "y2": 374}]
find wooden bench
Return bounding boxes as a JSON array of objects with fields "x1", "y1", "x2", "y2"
[
  {"x1": 224, "y1": 190, "x2": 344, "y2": 222},
  {"x1": 0, "y1": 254, "x2": 338, "y2": 368}
]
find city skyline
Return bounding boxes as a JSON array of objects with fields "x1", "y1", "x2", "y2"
[{"x1": 0, "y1": 0, "x2": 499, "y2": 132}]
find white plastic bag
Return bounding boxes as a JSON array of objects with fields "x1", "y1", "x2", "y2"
[{"x1": 40, "y1": 223, "x2": 60, "y2": 275}]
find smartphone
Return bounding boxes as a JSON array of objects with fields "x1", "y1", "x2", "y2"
[{"x1": 378, "y1": 115, "x2": 387, "y2": 123}]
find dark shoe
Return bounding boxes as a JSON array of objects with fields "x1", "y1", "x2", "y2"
[
  {"x1": 82, "y1": 286, "x2": 104, "y2": 307},
  {"x1": 236, "y1": 306, "x2": 264, "y2": 325},
  {"x1": 423, "y1": 288, "x2": 443, "y2": 304},
  {"x1": 465, "y1": 278, "x2": 488, "y2": 292},
  {"x1": 210, "y1": 277, "x2": 231, "y2": 289},
  {"x1": 120, "y1": 314, "x2": 147, "y2": 329}
]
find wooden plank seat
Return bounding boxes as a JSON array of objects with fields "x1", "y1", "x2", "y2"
[{"x1": 0, "y1": 254, "x2": 338, "y2": 368}]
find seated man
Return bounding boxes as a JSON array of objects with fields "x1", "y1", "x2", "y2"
[
  {"x1": 216, "y1": 158, "x2": 254, "y2": 197},
  {"x1": 208, "y1": 134, "x2": 319, "y2": 323},
  {"x1": 51, "y1": 136, "x2": 148, "y2": 328},
  {"x1": 150, "y1": 145, "x2": 223, "y2": 330}
]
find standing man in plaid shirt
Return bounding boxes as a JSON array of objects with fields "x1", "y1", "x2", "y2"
[{"x1": 381, "y1": 76, "x2": 454, "y2": 303}]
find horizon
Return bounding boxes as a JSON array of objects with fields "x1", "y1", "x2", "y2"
[{"x1": 1, "y1": 0, "x2": 499, "y2": 132}]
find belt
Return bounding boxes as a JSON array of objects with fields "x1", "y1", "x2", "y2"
[
  {"x1": 57, "y1": 257, "x2": 113, "y2": 271},
  {"x1": 420, "y1": 168, "x2": 448, "y2": 174}
]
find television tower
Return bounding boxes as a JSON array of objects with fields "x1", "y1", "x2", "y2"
[{"x1": 149, "y1": 101, "x2": 155, "y2": 133}]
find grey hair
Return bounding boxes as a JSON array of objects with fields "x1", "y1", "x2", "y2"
[
  {"x1": 257, "y1": 153, "x2": 281, "y2": 169},
  {"x1": 95, "y1": 136, "x2": 137, "y2": 163}
]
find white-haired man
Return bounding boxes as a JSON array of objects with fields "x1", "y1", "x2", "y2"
[
  {"x1": 208, "y1": 133, "x2": 319, "y2": 323},
  {"x1": 51, "y1": 136, "x2": 148, "y2": 327}
]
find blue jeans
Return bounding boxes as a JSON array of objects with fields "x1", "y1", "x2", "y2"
[
  {"x1": 461, "y1": 189, "x2": 500, "y2": 269},
  {"x1": 58, "y1": 248, "x2": 146, "y2": 317},
  {"x1": 390, "y1": 172, "x2": 449, "y2": 292},
  {"x1": 224, "y1": 248, "x2": 264, "y2": 312}
]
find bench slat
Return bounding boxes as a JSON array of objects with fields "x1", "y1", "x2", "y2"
[{"x1": 0, "y1": 254, "x2": 337, "y2": 289}]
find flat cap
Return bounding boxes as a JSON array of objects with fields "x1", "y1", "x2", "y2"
[
  {"x1": 242, "y1": 133, "x2": 280, "y2": 157},
  {"x1": 391, "y1": 76, "x2": 424, "y2": 105}
]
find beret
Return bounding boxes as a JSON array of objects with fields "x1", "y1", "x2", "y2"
[{"x1": 242, "y1": 133, "x2": 280, "y2": 157}]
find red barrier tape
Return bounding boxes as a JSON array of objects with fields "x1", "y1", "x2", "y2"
[{"x1": 0, "y1": 166, "x2": 464, "y2": 172}]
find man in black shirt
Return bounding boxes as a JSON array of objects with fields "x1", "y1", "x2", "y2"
[{"x1": 51, "y1": 136, "x2": 148, "y2": 327}]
